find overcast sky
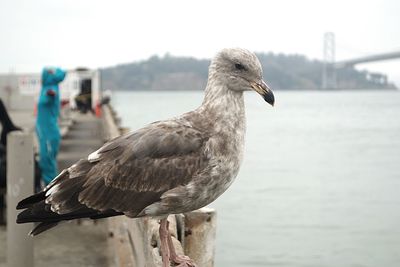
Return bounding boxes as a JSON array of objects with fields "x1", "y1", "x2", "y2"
[{"x1": 1, "y1": 0, "x2": 400, "y2": 85}]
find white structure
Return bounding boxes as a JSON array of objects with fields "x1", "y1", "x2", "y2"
[{"x1": 0, "y1": 69, "x2": 102, "y2": 110}]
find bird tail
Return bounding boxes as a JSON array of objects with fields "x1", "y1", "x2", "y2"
[
  {"x1": 30, "y1": 222, "x2": 59, "y2": 236},
  {"x1": 16, "y1": 193, "x2": 65, "y2": 236},
  {"x1": 16, "y1": 159, "x2": 123, "y2": 235},
  {"x1": 16, "y1": 191, "x2": 46, "y2": 210}
]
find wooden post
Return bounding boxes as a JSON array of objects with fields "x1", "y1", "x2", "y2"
[
  {"x1": 7, "y1": 131, "x2": 34, "y2": 267},
  {"x1": 184, "y1": 208, "x2": 217, "y2": 267}
]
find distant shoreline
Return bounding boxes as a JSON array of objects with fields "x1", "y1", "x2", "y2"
[{"x1": 101, "y1": 52, "x2": 397, "y2": 91}]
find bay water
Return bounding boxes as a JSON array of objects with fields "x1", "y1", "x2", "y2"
[{"x1": 112, "y1": 90, "x2": 400, "y2": 267}]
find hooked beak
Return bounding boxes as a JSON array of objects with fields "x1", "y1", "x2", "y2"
[{"x1": 250, "y1": 80, "x2": 275, "y2": 106}]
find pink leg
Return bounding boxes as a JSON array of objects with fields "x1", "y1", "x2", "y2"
[
  {"x1": 159, "y1": 218, "x2": 196, "y2": 267},
  {"x1": 167, "y1": 233, "x2": 196, "y2": 267},
  {"x1": 159, "y1": 218, "x2": 171, "y2": 267}
]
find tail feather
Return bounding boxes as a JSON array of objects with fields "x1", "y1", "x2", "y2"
[
  {"x1": 16, "y1": 191, "x2": 46, "y2": 210},
  {"x1": 17, "y1": 200, "x2": 105, "y2": 224},
  {"x1": 17, "y1": 169, "x2": 69, "y2": 210},
  {"x1": 15, "y1": 159, "x2": 123, "y2": 235},
  {"x1": 29, "y1": 222, "x2": 59, "y2": 236}
]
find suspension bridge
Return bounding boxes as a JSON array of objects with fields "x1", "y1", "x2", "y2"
[{"x1": 322, "y1": 32, "x2": 400, "y2": 89}]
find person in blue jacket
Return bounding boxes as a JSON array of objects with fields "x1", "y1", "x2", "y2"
[{"x1": 36, "y1": 67, "x2": 66, "y2": 185}]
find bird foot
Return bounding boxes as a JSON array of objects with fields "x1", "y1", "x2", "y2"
[
  {"x1": 159, "y1": 218, "x2": 196, "y2": 267},
  {"x1": 171, "y1": 254, "x2": 196, "y2": 267}
]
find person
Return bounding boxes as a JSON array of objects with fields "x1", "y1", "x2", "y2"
[
  {"x1": 0, "y1": 98, "x2": 22, "y2": 224},
  {"x1": 36, "y1": 67, "x2": 66, "y2": 185},
  {"x1": 0, "y1": 99, "x2": 22, "y2": 147},
  {"x1": 0, "y1": 98, "x2": 41, "y2": 224},
  {"x1": 74, "y1": 79, "x2": 92, "y2": 113}
]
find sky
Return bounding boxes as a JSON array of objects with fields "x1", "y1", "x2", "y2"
[{"x1": 1, "y1": 0, "x2": 400, "y2": 86}]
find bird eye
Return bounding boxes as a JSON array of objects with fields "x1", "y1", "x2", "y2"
[{"x1": 235, "y1": 63, "x2": 246, "y2": 71}]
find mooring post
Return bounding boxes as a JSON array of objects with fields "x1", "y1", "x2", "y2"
[
  {"x1": 184, "y1": 208, "x2": 217, "y2": 267},
  {"x1": 7, "y1": 131, "x2": 34, "y2": 267}
]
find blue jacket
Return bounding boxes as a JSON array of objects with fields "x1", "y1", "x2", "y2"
[{"x1": 36, "y1": 67, "x2": 66, "y2": 139}]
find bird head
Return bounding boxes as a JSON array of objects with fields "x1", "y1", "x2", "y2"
[{"x1": 210, "y1": 48, "x2": 274, "y2": 106}]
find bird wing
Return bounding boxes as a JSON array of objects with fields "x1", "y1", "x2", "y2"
[{"x1": 48, "y1": 119, "x2": 211, "y2": 216}]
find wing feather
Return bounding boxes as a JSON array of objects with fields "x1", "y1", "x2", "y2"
[
  {"x1": 78, "y1": 120, "x2": 210, "y2": 213},
  {"x1": 22, "y1": 119, "x2": 210, "y2": 218}
]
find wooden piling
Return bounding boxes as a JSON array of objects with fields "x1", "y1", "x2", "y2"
[{"x1": 184, "y1": 208, "x2": 217, "y2": 267}]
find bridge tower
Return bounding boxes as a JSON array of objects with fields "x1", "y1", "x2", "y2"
[{"x1": 322, "y1": 32, "x2": 337, "y2": 89}]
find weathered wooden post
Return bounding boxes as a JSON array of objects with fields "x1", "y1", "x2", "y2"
[
  {"x1": 184, "y1": 208, "x2": 217, "y2": 267},
  {"x1": 7, "y1": 131, "x2": 34, "y2": 267}
]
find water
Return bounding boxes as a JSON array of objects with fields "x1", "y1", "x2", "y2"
[{"x1": 112, "y1": 90, "x2": 400, "y2": 267}]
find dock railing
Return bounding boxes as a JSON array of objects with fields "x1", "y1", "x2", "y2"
[{"x1": 102, "y1": 104, "x2": 217, "y2": 267}]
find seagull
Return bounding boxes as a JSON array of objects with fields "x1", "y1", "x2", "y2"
[{"x1": 16, "y1": 48, "x2": 274, "y2": 267}]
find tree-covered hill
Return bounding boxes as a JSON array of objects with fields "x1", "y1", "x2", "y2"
[{"x1": 101, "y1": 52, "x2": 396, "y2": 90}]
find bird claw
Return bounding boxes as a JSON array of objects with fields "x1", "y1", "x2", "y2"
[
  {"x1": 172, "y1": 255, "x2": 196, "y2": 267},
  {"x1": 175, "y1": 263, "x2": 196, "y2": 267}
]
